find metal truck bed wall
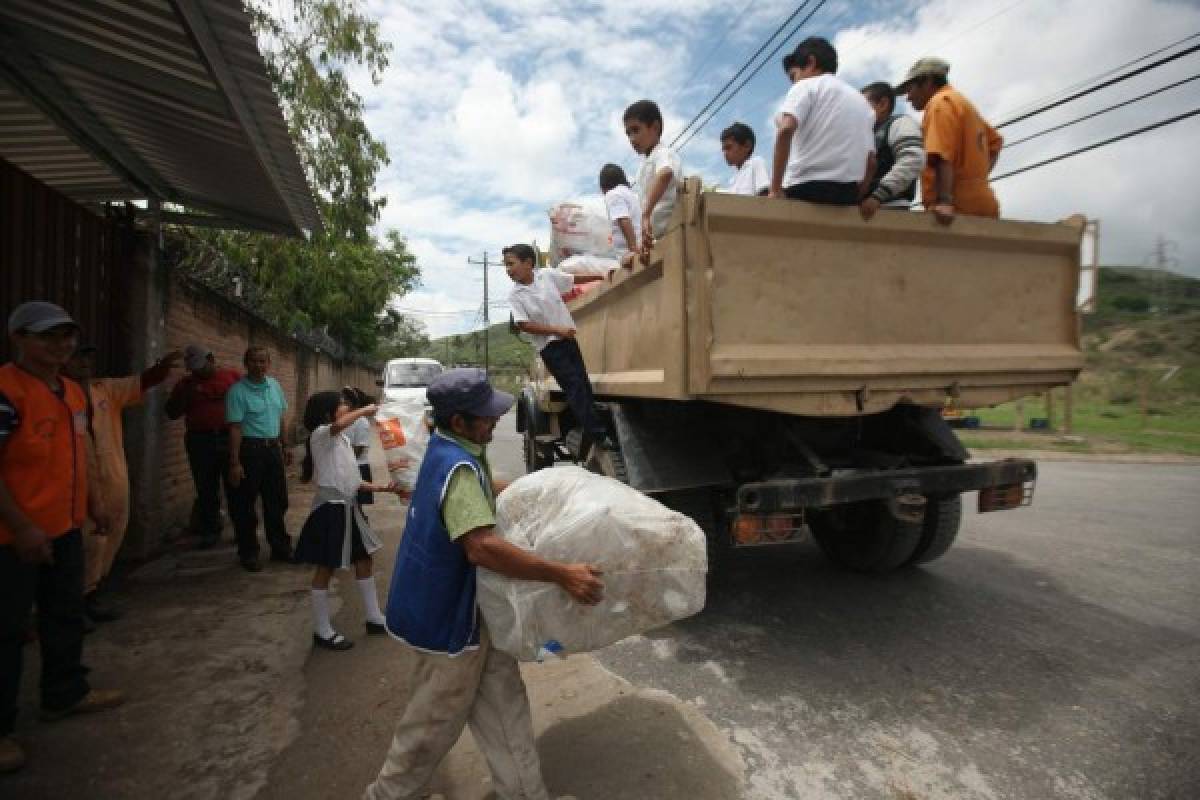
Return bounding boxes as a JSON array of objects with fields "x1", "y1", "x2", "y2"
[{"x1": 564, "y1": 177, "x2": 1084, "y2": 417}]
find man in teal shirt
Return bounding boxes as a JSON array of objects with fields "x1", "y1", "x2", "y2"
[{"x1": 225, "y1": 346, "x2": 292, "y2": 571}]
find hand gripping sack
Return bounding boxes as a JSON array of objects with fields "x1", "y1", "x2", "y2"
[
  {"x1": 477, "y1": 467, "x2": 707, "y2": 661},
  {"x1": 375, "y1": 397, "x2": 431, "y2": 496}
]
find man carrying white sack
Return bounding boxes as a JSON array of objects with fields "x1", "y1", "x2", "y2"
[{"x1": 366, "y1": 368, "x2": 604, "y2": 800}]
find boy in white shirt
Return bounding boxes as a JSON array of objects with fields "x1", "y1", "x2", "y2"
[
  {"x1": 505, "y1": 244, "x2": 608, "y2": 458},
  {"x1": 769, "y1": 37, "x2": 875, "y2": 206},
  {"x1": 623, "y1": 99, "x2": 681, "y2": 250},
  {"x1": 599, "y1": 163, "x2": 641, "y2": 268},
  {"x1": 720, "y1": 122, "x2": 770, "y2": 196}
]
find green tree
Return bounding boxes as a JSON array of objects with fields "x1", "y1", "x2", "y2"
[
  {"x1": 171, "y1": 0, "x2": 419, "y2": 355},
  {"x1": 376, "y1": 309, "x2": 431, "y2": 359}
]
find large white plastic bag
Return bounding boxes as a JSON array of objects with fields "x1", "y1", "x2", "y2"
[
  {"x1": 558, "y1": 253, "x2": 619, "y2": 277},
  {"x1": 477, "y1": 466, "x2": 707, "y2": 661},
  {"x1": 375, "y1": 397, "x2": 430, "y2": 496},
  {"x1": 548, "y1": 200, "x2": 612, "y2": 264}
]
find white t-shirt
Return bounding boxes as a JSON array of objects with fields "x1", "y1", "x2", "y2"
[
  {"x1": 309, "y1": 424, "x2": 363, "y2": 499},
  {"x1": 635, "y1": 143, "x2": 682, "y2": 238},
  {"x1": 727, "y1": 155, "x2": 771, "y2": 196},
  {"x1": 348, "y1": 416, "x2": 372, "y2": 466},
  {"x1": 509, "y1": 268, "x2": 576, "y2": 352},
  {"x1": 776, "y1": 73, "x2": 875, "y2": 187},
  {"x1": 604, "y1": 184, "x2": 642, "y2": 255}
]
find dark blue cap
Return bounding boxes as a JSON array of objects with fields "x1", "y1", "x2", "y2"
[{"x1": 427, "y1": 368, "x2": 514, "y2": 418}]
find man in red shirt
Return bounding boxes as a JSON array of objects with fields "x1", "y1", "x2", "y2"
[{"x1": 165, "y1": 345, "x2": 241, "y2": 549}]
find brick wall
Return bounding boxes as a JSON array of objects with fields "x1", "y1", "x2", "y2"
[{"x1": 123, "y1": 272, "x2": 380, "y2": 558}]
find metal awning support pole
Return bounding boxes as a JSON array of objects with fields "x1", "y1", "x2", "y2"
[{"x1": 125, "y1": 197, "x2": 171, "y2": 560}]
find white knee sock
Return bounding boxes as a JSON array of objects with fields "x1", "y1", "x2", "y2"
[
  {"x1": 310, "y1": 589, "x2": 335, "y2": 639},
  {"x1": 357, "y1": 576, "x2": 386, "y2": 625}
]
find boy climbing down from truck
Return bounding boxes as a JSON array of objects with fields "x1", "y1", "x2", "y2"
[
  {"x1": 623, "y1": 99, "x2": 682, "y2": 254},
  {"x1": 504, "y1": 243, "x2": 609, "y2": 460}
]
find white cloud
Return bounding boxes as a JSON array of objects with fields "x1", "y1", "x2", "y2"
[{"x1": 358, "y1": 0, "x2": 1200, "y2": 337}]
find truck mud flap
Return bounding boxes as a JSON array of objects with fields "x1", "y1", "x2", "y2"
[{"x1": 735, "y1": 459, "x2": 1036, "y2": 514}]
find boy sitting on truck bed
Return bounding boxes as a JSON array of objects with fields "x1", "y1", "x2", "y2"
[
  {"x1": 504, "y1": 243, "x2": 609, "y2": 459},
  {"x1": 624, "y1": 99, "x2": 682, "y2": 254}
]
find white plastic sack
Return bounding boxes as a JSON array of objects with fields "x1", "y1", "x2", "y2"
[
  {"x1": 375, "y1": 397, "x2": 430, "y2": 496},
  {"x1": 477, "y1": 466, "x2": 707, "y2": 661},
  {"x1": 548, "y1": 200, "x2": 612, "y2": 264},
  {"x1": 558, "y1": 253, "x2": 619, "y2": 277}
]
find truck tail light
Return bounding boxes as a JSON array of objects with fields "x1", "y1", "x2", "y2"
[
  {"x1": 731, "y1": 513, "x2": 805, "y2": 546},
  {"x1": 978, "y1": 481, "x2": 1034, "y2": 513}
]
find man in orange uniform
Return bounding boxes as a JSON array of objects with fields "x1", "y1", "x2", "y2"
[
  {"x1": 898, "y1": 57, "x2": 1003, "y2": 225},
  {"x1": 64, "y1": 343, "x2": 181, "y2": 624},
  {"x1": 0, "y1": 302, "x2": 124, "y2": 774}
]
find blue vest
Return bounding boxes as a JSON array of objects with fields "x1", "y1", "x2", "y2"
[{"x1": 384, "y1": 432, "x2": 489, "y2": 656}]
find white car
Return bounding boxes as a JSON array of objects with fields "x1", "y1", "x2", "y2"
[{"x1": 378, "y1": 357, "x2": 444, "y2": 404}]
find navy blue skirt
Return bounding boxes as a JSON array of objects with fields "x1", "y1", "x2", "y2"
[{"x1": 295, "y1": 502, "x2": 371, "y2": 568}]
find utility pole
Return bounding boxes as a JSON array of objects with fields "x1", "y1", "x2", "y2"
[
  {"x1": 467, "y1": 252, "x2": 491, "y2": 373},
  {"x1": 1151, "y1": 235, "x2": 1177, "y2": 315}
]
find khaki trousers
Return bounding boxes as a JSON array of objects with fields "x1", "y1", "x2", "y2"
[
  {"x1": 365, "y1": 630, "x2": 549, "y2": 800},
  {"x1": 83, "y1": 494, "x2": 130, "y2": 594}
]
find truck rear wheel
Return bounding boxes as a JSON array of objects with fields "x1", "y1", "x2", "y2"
[
  {"x1": 810, "y1": 497, "x2": 924, "y2": 574},
  {"x1": 906, "y1": 494, "x2": 963, "y2": 566},
  {"x1": 523, "y1": 427, "x2": 553, "y2": 472}
]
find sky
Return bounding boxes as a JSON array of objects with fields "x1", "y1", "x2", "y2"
[{"x1": 351, "y1": 0, "x2": 1200, "y2": 337}]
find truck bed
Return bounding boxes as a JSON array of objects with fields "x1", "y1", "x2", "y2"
[{"x1": 563, "y1": 177, "x2": 1085, "y2": 417}]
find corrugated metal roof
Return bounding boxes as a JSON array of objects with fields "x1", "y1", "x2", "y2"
[{"x1": 0, "y1": 0, "x2": 320, "y2": 237}]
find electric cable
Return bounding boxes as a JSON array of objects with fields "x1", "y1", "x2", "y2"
[
  {"x1": 676, "y1": 0, "x2": 833, "y2": 153},
  {"x1": 1003, "y1": 74, "x2": 1200, "y2": 149},
  {"x1": 992, "y1": 107, "x2": 1200, "y2": 182},
  {"x1": 670, "y1": 0, "x2": 816, "y2": 149}
]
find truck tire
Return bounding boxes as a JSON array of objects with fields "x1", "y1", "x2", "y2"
[
  {"x1": 810, "y1": 498, "x2": 924, "y2": 574},
  {"x1": 659, "y1": 489, "x2": 729, "y2": 578},
  {"x1": 523, "y1": 426, "x2": 553, "y2": 473},
  {"x1": 905, "y1": 494, "x2": 963, "y2": 566}
]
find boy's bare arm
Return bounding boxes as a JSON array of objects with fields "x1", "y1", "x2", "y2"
[
  {"x1": 516, "y1": 320, "x2": 574, "y2": 338},
  {"x1": 639, "y1": 168, "x2": 674, "y2": 242},
  {"x1": 770, "y1": 116, "x2": 796, "y2": 197},
  {"x1": 617, "y1": 217, "x2": 638, "y2": 252}
]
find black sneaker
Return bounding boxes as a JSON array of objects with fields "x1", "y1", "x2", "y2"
[
  {"x1": 269, "y1": 550, "x2": 296, "y2": 564},
  {"x1": 240, "y1": 557, "x2": 263, "y2": 573},
  {"x1": 84, "y1": 592, "x2": 121, "y2": 623}
]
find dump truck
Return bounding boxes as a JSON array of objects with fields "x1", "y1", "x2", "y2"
[{"x1": 517, "y1": 177, "x2": 1085, "y2": 573}]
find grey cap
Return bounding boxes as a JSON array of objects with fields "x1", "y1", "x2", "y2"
[
  {"x1": 896, "y1": 57, "x2": 950, "y2": 90},
  {"x1": 184, "y1": 343, "x2": 212, "y2": 371},
  {"x1": 7, "y1": 301, "x2": 78, "y2": 335},
  {"x1": 427, "y1": 368, "x2": 514, "y2": 419}
]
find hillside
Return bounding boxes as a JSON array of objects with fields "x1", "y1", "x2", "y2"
[{"x1": 423, "y1": 320, "x2": 534, "y2": 370}]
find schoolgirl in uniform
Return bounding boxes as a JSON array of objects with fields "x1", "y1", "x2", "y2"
[{"x1": 296, "y1": 389, "x2": 399, "y2": 651}]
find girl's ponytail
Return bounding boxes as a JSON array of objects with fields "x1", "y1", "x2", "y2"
[{"x1": 301, "y1": 435, "x2": 315, "y2": 483}]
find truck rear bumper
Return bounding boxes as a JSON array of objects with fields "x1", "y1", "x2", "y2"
[{"x1": 736, "y1": 459, "x2": 1037, "y2": 514}]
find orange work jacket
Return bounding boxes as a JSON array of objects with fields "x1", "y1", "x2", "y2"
[{"x1": 0, "y1": 363, "x2": 89, "y2": 544}]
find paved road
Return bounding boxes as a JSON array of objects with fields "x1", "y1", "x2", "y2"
[{"x1": 495, "y1": 415, "x2": 1200, "y2": 799}]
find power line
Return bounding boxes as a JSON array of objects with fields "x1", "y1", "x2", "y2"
[
  {"x1": 670, "y1": 1, "x2": 816, "y2": 149},
  {"x1": 1004, "y1": 74, "x2": 1200, "y2": 149},
  {"x1": 665, "y1": 0, "x2": 757, "y2": 109},
  {"x1": 995, "y1": 34, "x2": 1200, "y2": 127},
  {"x1": 676, "y1": 0, "x2": 833, "y2": 153},
  {"x1": 992, "y1": 107, "x2": 1200, "y2": 182}
]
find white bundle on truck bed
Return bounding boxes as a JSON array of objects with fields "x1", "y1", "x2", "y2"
[{"x1": 477, "y1": 466, "x2": 707, "y2": 661}]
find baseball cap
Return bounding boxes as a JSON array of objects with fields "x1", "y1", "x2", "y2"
[
  {"x1": 896, "y1": 57, "x2": 950, "y2": 90},
  {"x1": 427, "y1": 368, "x2": 514, "y2": 419},
  {"x1": 184, "y1": 344, "x2": 212, "y2": 371},
  {"x1": 7, "y1": 301, "x2": 79, "y2": 335}
]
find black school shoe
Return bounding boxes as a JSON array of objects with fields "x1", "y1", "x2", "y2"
[
  {"x1": 240, "y1": 557, "x2": 263, "y2": 573},
  {"x1": 313, "y1": 632, "x2": 353, "y2": 651},
  {"x1": 85, "y1": 591, "x2": 122, "y2": 623},
  {"x1": 364, "y1": 621, "x2": 387, "y2": 636}
]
